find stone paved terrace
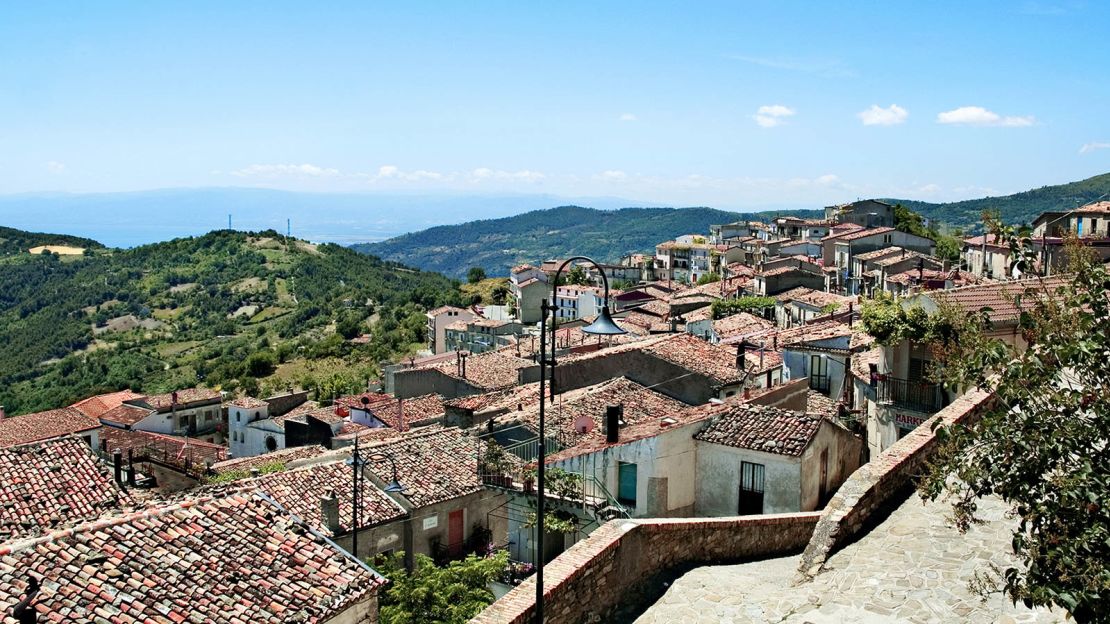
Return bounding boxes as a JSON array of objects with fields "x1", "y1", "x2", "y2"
[{"x1": 632, "y1": 494, "x2": 1065, "y2": 624}]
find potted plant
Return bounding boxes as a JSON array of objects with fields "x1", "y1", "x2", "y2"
[{"x1": 479, "y1": 442, "x2": 512, "y2": 487}]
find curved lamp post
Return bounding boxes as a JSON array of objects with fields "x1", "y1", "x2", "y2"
[
  {"x1": 535, "y1": 256, "x2": 626, "y2": 623},
  {"x1": 348, "y1": 438, "x2": 406, "y2": 561}
]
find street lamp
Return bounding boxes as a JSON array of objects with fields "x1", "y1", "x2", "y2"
[
  {"x1": 535, "y1": 256, "x2": 626, "y2": 623},
  {"x1": 347, "y1": 437, "x2": 406, "y2": 560}
]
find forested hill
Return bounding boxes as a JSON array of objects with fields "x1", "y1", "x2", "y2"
[
  {"x1": 0, "y1": 225, "x2": 105, "y2": 255},
  {"x1": 0, "y1": 228, "x2": 462, "y2": 415},
  {"x1": 888, "y1": 172, "x2": 1110, "y2": 231},
  {"x1": 355, "y1": 173, "x2": 1110, "y2": 277},
  {"x1": 352, "y1": 206, "x2": 823, "y2": 278}
]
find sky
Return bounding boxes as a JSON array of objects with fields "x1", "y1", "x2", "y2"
[{"x1": 1, "y1": 1, "x2": 1109, "y2": 210}]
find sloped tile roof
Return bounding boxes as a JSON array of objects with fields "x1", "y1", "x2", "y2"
[
  {"x1": 253, "y1": 461, "x2": 406, "y2": 534},
  {"x1": 0, "y1": 407, "x2": 100, "y2": 449},
  {"x1": 0, "y1": 437, "x2": 132, "y2": 541},
  {"x1": 639, "y1": 334, "x2": 747, "y2": 386},
  {"x1": 362, "y1": 429, "x2": 483, "y2": 508},
  {"x1": 71, "y1": 390, "x2": 145, "y2": 420},
  {"x1": 924, "y1": 275, "x2": 1072, "y2": 324},
  {"x1": 210, "y1": 445, "x2": 329, "y2": 474},
  {"x1": 0, "y1": 493, "x2": 383, "y2": 623},
  {"x1": 695, "y1": 404, "x2": 824, "y2": 456},
  {"x1": 427, "y1": 350, "x2": 535, "y2": 391},
  {"x1": 100, "y1": 427, "x2": 229, "y2": 466},
  {"x1": 713, "y1": 313, "x2": 774, "y2": 340},
  {"x1": 227, "y1": 396, "x2": 269, "y2": 409},
  {"x1": 854, "y1": 246, "x2": 905, "y2": 262},
  {"x1": 98, "y1": 403, "x2": 156, "y2": 427},
  {"x1": 136, "y1": 387, "x2": 222, "y2": 411},
  {"x1": 365, "y1": 394, "x2": 445, "y2": 429}
]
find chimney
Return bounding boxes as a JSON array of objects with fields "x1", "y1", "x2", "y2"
[
  {"x1": 772, "y1": 335, "x2": 778, "y2": 351},
  {"x1": 460, "y1": 353, "x2": 468, "y2": 379},
  {"x1": 735, "y1": 343, "x2": 746, "y2": 369},
  {"x1": 848, "y1": 302, "x2": 854, "y2": 327},
  {"x1": 397, "y1": 397, "x2": 405, "y2": 432},
  {"x1": 113, "y1": 451, "x2": 123, "y2": 485},
  {"x1": 604, "y1": 404, "x2": 622, "y2": 444},
  {"x1": 320, "y1": 488, "x2": 341, "y2": 534},
  {"x1": 0, "y1": 405, "x2": 5, "y2": 420}
]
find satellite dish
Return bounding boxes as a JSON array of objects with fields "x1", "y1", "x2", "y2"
[{"x1": 573, "y1": 415, "x2": 594, "y2": 434}]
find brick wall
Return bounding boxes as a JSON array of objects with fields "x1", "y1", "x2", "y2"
[
  {"x1": 470, "y1": 512, "x2": 820, "y2": 624},
  {"x1": 795, "y1": 387, "x2": 994, "y2": 579}
]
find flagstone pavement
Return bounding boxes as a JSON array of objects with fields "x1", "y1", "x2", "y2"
[{"x1": 633, "y1": 494, "x2": 1066, "y2": 623}]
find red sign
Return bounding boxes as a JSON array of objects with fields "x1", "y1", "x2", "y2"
[{"x1": 895, "y1": 412, "x2": 927, "y2": 430}]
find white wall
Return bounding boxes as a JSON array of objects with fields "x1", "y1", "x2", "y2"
[{"x1": 695, "y1": 443, "x2": 801, "y2": 515}]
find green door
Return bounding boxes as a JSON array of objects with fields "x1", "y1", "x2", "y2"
[{"x1": 617, "y1": 462, "x2": 637, "y2": 505}]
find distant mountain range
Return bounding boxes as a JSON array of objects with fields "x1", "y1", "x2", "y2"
[
  {"x1": 354, "y1": 172, "x2": 1110, "y2": 278},
  {"x1": 0, "y1": 188, "x2": 665, "y2": 248},
  {"x1": 351, "y1": 206, "x2": 822, "y2": 278}
]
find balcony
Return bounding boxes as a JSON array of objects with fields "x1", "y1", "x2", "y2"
[{"x1": 876, "y1": 376, "x2": 948, "y2": 414}]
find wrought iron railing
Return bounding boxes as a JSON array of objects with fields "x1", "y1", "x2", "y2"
[{"x1": 877, "y1": 376, "x2": 947, "y2": 413}]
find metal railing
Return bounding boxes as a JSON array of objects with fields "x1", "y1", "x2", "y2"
[{"x1": 877, "y1": 376, "x2": 947, "y2": 413}]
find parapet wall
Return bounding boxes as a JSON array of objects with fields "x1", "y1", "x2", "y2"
[
  {"x1": 795, "y1": 387, "x2": 994, "y2": 578},
  {"x1": 470, "y1": 512, "x2": 821, "y2": 624},
  {"x1": 471, "y1": 385, "x2": 995, "y2": 624}
]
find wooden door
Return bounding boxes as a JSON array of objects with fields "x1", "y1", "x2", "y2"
[{"x1": 447, "y1": 510, "x2": 464, "y2": 558}]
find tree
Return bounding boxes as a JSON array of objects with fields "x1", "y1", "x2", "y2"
[
  {"x1": 565, "y1": 265, "x2": 588, "y2": 286},
  {"x1": 696, "y1": 272, "x2": 720, "y2": 285},
  {"x1": 336, "y1": 311, "x2": 363, "y2": 339},
  {"x1": 467, "y1": 267, "x2": 487, "y2": 284},
  {"x1": 919, "y1": 220, "x2": 1110, "y2": 621},
  {"x1": 377, "y1": 551, "x2": 509, "y2": 624},
  {"x1": 711, "y1": 296, "x2": 776, "y2": 319},
  {"x1": 490, "y1": 283, "x2": 510, "y2": 306},
  {"x1": 244, "y1": 351, "x2": 276, "y2": 377}
]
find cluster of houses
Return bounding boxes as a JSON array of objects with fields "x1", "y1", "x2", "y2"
[{"x1": 0, "y1": 198, "x2": 1106, "y2": 622}]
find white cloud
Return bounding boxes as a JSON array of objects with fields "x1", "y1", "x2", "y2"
[
  {"x1": 815, "y1": 174, "x2": 840, "y2": 185},
  {"x1": 936, "y1": 106, "x2": 1034, "y2": 127},
  {"x1": 232, "y1": 163, "x2": 340, "y2": 177},
  {"x1": 469, "y1": 168, "x2": 545, "y2": 183},
  {"x1": 377, "y1": 165, "x2": 399, "y2": 178},
  {"x1": 45, "y1": 161, "x2": 66, "y2": 174},
  {"x1": 619, "y1": 113, "x2": 637, "y2": 122},
  {"x1": 596, "y1": 170, "x2": 628, "y2": 181},
  {"x1": 1079, "y1": 142, "x2": 1110, "y2": 154},
  {"x1": 753, "y1": 104, "x2": 796, "y2": 128},
  {"x1": 728, "y1": 55, "x2": 857, "y2": 79},
  {"x1": 858, "y1": 104, "x2": 908, "y2": 126}
]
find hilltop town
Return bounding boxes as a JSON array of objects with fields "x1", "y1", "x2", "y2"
[{"x1": 0, "y1": 197, "x2": 1107, "y2": 623}]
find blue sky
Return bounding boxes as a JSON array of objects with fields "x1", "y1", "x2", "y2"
[{"x1": 1, "y1": 1, "x2": 1108, "y2": 209}]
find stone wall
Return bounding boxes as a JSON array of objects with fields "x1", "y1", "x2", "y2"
[
  {"x1": 747, "y1": 376, "x2": 809, "y2": 411},
  {"x1": 795, "y1": 387, "x2": 993, "y2": 579},
  {"x1": 470, "y1": 512, "x2": 821, "y2": 624}
]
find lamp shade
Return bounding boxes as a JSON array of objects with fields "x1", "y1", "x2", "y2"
[{"x1": 582, "y1": 306, "x2": 627, "y2": 336}]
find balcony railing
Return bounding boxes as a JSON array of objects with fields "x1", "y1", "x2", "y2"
[{"x1": 877, "y1": 376, "x2": 948, "y2": 414}]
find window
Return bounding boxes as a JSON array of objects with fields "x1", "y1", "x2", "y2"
[
  {"x1": 738, "y1": 461, "x2": 765, "y2": 515},
  {"x1": 179, "y1": 414, "x2": 188, "y2": 428},
  {"x1": 809, "y1": 354, "x2": 830, "y2": 394},
  {"x1": 617, "y1": 462, "x2": 637, "y2": 506},
  {"x1": 236, "y1": 413, "x2": 240, "y2": 423}
]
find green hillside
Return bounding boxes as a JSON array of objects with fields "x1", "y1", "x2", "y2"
[
  {"x1": 0, "y1": 225, "x2": 105, "y2": 256},
  {"x1": 352, "y1": 206, "x2": 823, "y2": 278},
  {"x1": 356, "y1": 173, "x2": 1110, "y2": 277},
  {"x1": 0, "y1": 229, "x2": 463, "y2": 415},
  {"x1": 888, "y1": 172, "x2": 1110, "y2": 231}
]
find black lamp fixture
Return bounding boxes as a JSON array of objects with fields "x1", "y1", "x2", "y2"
[
  {"x1": 534, "y1": 256, "x2": 625, "y2": 624},
  {"x1": 347, "y1": 437, "x2": 406, "y2": 559}
]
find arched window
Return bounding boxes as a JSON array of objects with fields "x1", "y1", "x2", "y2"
[{"x1": 265, "y1": 436, "x2": 278, "y2": 452}]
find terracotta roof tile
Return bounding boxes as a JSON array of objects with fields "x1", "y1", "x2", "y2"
[
  {"x1": 210, "y1": 445, "x2": 329, "y2": 473},
  {"x1": 0, "y1": 493, "x2": 383, "y2": 622},
  {"x1": 253, "y1": 461, "x2": 406, "y2": 534},
  {"x1": 426, "y1": 350, "x2": 535, "y2": 391},
  {"x1": 70, "y1": 390, "x2": 145, "y2": 420},
  {"x1": 362, "y1": 429, "x2": 484, "y2": 508},
  {"x1": 0, "y1": 437, "x2": 132, "y2": 541},
  {"x1": 100, "y1": 427, "x2": 229, "y2": 467},
  {"x1": 713, "y1": 313, "x2": 774, "y2": 340},
  {"x1": 227, "y1": 396, "x2": 269, "y2": 409},
  {"x1": 925, "y1": 275, "x2": 1072, "y2": 324},
  {"x1": 136, "y1": 387, "x2": 222, "y2": 411},
  {"x1": 98, "y1": 403, "x2": 155, "y2": 427},
  {"x1": 639, "y1": 334, "x2": 747, "y2": 386},
  {"x1": 0, "y1": 407, "x2": 100, "y2": 449},
  {"x1": 695, "y1": 403, "x2": 824, "y2": 456}
]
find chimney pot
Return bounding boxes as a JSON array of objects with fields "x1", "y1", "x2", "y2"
[
  {"x1": 320, "y1": 488, "x2": 341, "y2": 534},
  {"x1": 113, "y1": 451, "x2": 124, "y2": 486},
  {"x1": 605, "y1": 404, "x2": 622, "y2": 444}
]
